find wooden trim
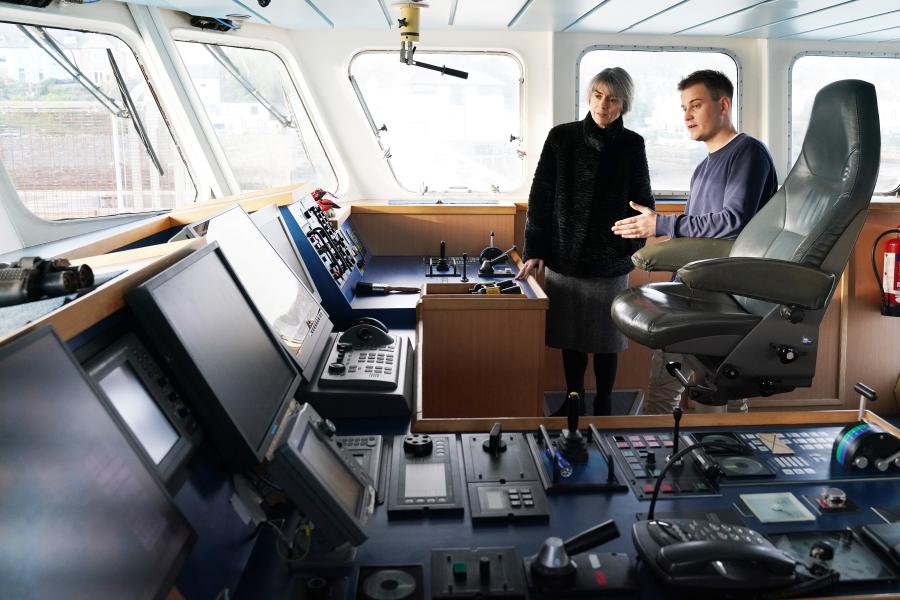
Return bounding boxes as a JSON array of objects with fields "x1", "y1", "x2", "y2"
[
  {"x1": 1, "y1": 240, "x2": 205, "y2": 346},
  {"x1": 410, "y1": 409, "x2": 866, "y2": 433},
  {"x1": 64, "y1": 215, "x2": 174, "y2": 260},
  {"x1": 350, "y1": 202, "x2": 517, "y2": 215}
]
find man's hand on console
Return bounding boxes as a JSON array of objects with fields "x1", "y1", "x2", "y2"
[{"x1": 516, "y1": 258, "x2": 544, "y2": 281}]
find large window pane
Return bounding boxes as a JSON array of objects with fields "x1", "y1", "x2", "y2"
[
  {"x1": 175, "y1": 42, "x2": 336, "y2": 193},
  {"x1": 579, "y1": 48, "x2": 740, "y2": 193},
  {"x1": 791, "y1": 55, "x2": 899, "y2": 194},
  {"x1": 350, "y1": 51, "x2": 523, "y2": 194},
  {"x1": 0, "y1": 23, "x2": 196, "y2": 221}
]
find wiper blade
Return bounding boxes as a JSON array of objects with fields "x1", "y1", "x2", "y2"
[
  {"x1": 19, "y1": 25, "x2": 127, "y2": 118},
  {"x1": 107, "y1": 49, "x2": 164, "y2": 177},
  {"x1": 205, "y1": 44, "x2": 294, "y2": 128}
]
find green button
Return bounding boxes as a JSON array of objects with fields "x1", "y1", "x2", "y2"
[
  {"x1": 453, "y1": 562, "x2": 467, "y2": 580},
  {"x1": 694, "y1": 482, "x2": 710, "y2": 492}
]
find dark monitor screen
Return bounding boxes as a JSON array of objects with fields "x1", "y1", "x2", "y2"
[
  {"x1": 131, "y1": 244, "x2": 298, "y2": 467},
  {"x1": 97, "y1": 362, "x2": 180, "y2": 465},
  {"x1": 185, "y1": 207, "x2": 331, "y2": 377},
  {"x1": 0, "y1": 327, "x2": 194, "y2": 599}
]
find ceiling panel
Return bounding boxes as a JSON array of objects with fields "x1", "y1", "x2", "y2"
[
  {"x1": 838, "y1": 24, "x2": 900, "y2": 41},
  {"x1": 732, "y1": 0, "x2": 894, "y2": 38},
  {"x1": 310, "y1": 0, "x2": 391, "y2": 28},
  {"x1": 453, "y1": 0, "x2": 528, "y2": 29},
  {"x1": 625, "y1": 0, "x2": 765, "y2": 35},
  {"x1": 788, "y1": 9, "x2": 900, "y2": 39},
  {"x1": 507, "y1": 0, "x2": 606, "y2": 31},
  {"x1": 680, "y1": 0, "x2": 849, "y2": 37},
  {"x1": 567, "y1": 0, "x2": 686, "y2": 33}
]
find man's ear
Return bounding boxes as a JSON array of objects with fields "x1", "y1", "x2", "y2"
[{"x1": 720, "y1": 95, "x2": 732, "y2": 117}]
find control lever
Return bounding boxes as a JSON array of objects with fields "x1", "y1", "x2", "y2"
[
  {"x1": 558, "y1": 392, "x2": 588, "y2": 464},
  {"x1": 530, "y1": 519, "x2": 620, "y2": 581},
  {"x1": 437, "y1": 240, "x2": 450, "y2": 272},
  {"x1": 479, "y1": 245, "x2": 517, "y2": 276},
  {"x1": 854, "y1": 381, "x2": 877, "y2": 421},
  {"x1": 461, "y1": 252, "x2": 469, "y2": 283},
  {"x1": 665, "y1": 360, "x2": 718, "y2": 404},
  {"x1": 482, "y1": 422, "x2": 507, "y2": 455}
]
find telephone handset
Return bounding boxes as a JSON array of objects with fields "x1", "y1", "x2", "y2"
[
  {"x1": 338, "y1": 317, "x2": 393, "y2": 348},
  {"x1": 633, "y1": 518, "x2": 798, "y2": 591}
]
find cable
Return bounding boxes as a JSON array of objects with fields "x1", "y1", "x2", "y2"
[{"x1": 646, "y1": 440, "x2": 748, "y2": 521}]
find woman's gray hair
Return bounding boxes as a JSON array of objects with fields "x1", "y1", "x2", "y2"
[{"x1": 587, "y1": 67, "x2": 634, "y2": 115}]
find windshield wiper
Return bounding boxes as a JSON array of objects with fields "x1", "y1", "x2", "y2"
[
  {"x1": 204, "y1": 44, "x2": 294, "y2": 128},
  {"x1": 19, "y1": 25, "x2": 127, "y2": 118},
  {"x1": 107, "y1": 49, "x2": 164, "y2": 177}
]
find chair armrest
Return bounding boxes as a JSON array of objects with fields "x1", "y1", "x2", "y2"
[
  {"x1": 678, "y1": 258, "x2": 836, "y2": 309},
  {"x1": 631, "y1": 238, "x2": 734, "y2": 272}
]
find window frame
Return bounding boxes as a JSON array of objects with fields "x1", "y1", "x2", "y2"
[
  {"x1": 0, "y1": 18, "x2": 200, "y2": 223},
  {"x1": 576, "y1": 44, "x2": 743, "y2": 197},
  {"x1": 170, "y1": 28, "x2": 341, "y2": 195},
  {"x1": 788, "y1": 50, "x2": 900, "y2": 197},
  {"x1": 347, "y1": 48, "x2": 526, "y2": 195}
]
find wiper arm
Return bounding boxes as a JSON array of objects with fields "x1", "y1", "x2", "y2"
[
  {"x1": 204, "y1": 44, "x2": 294, "y2": 128},
  {"x1": 19, "y1": 25, "x2": 127, "y2": 118},
  {"x1": 107, "y1": 49, "x2": 164, "y2": 177}
]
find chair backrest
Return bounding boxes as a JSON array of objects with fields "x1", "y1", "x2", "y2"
[{"x1": 729, "y1": 79, "x2": 881, "y2": 316}]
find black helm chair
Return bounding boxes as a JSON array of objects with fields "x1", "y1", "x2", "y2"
[{"x1": 611, "y1": 80, "x2": 881, "y2": 405}]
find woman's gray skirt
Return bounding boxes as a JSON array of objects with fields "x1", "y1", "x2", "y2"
[{"x1": 543, "y1": 267, "x2": 629, "y2": 353}]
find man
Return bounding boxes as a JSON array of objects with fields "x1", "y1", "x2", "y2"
[{"x1": 611, "y1": 69, "x2": 778, "y2": 415}]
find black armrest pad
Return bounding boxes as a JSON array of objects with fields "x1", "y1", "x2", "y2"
[
  {"x1": 678, "y1": 258, "x2": 835, "y2": 309},
  {"x1": 632, "y1": 238, "x2": 734, "y2": 272}
]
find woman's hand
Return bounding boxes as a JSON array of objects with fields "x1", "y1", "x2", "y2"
[{"x1": 516, "y1": 258, "x2": 544, "y2": 280}]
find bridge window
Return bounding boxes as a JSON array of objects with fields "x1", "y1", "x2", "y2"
[
  {"x1": 349, "y1": 51, "x2": 524, "y2": 195},
  {"x1": 578, "y1": 47, "x2": 740, "y2": 195},
  {"x1": 174, "y1": 42, "x2": 337, "y2": 193},
  {"x1": 790, "y1": 54, "x2": 900, "y2": 195},
  {"x1": 0, "y1": 22, "x2": 197, "y2": 221}
]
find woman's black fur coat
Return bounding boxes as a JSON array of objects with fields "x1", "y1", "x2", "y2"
[{"x1": 523, "y1": 114, "x2": 655, "y2": 278}]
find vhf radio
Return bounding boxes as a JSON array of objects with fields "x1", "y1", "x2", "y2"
[{"x1": 0, "y1": 257, "x2": 94, "y2": 307}]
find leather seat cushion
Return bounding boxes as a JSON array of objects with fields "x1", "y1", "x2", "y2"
[{"x1": 611, "y1": 282, "x2": 761, "y2": 351}]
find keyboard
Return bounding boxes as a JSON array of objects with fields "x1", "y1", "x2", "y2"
[
  {"x1": 649, "y1": 518, "x2": 771, "y2": 547},
  {"x1": 318, "y1": 338, "x2": 400, "y2": 390}
]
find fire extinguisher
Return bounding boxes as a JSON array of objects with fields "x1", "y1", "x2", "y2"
[{"x1": 872, "y1": 226, "x2": 900, "y2": 316}]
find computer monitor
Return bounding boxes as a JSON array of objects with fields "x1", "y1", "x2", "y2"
[
  {"x1": 85, "y1": 332, "x2": 200, "y2": 488},
  {"x1": 0, "y1": 326, "x2": 195, "y2": 600},
  {"x1": 179, "y1": 206, "x2": 332, "y2": 379},
  {"x1": 127, "y1": 242, "x2": 301, "y2": 471},
  {"x1": 250, "y1": 203, "x2": 322, "y2": 303},
  {"x1": 268, "y1": 403, "x2": 375, "y2": 559}
]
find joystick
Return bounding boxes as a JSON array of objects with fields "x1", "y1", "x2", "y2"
[
  {"x1": 479, "y1": 230, "x2": 505, "y2": 263},
  {"x1": 557, "y1": 392, "x2": 589, "y2": 464},
  {"x1": 528, "y1": 519, "x2": 620, "y2": 587},
  {"x1": 461, "y1": 252, "x2": 469, "y2": 283},
  {"x1": 437, "y1": 240, "x2": 450, "y2": 272}
]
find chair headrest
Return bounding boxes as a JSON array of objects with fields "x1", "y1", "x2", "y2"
[{"x1": 799, "y1": 79, "x2": 879, "y2": 180}]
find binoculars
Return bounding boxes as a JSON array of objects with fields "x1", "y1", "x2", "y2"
[{"x1": 0, "y1": 256, "x2": 94, "y2": 307}]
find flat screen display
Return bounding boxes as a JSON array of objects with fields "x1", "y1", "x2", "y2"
[
  {"x1": 200, "y1": 208, "x2": 326, "y2": 373},
  {"x1": 404, "y1": 463, "x2": 447, "y2": 498},
  {"x1": 251, "y1": 204, "x2": 320, "y2": 302},
  {"x1": 98, "y1": 362, "x2": 179, "y2": 465},
  {"x1": 0, "y1": 328, "x2": 193, "y2": 600},
  {"x1": 149, "y1": 248, "x2": 295, "y2": 455},
  {"x1": 299, "y1": 432, "x2": 364, "y2": 516}
]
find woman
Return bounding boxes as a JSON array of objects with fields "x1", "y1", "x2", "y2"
[{"x1": 516, "y1": 67, "x2": 654, "y2": 416}]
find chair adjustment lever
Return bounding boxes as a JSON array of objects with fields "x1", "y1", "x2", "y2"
[{"x1": 665, "y1": 362, "x2": 718, "y2": 403}]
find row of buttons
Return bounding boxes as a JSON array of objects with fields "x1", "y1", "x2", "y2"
[
  {"x1": 403, "y1": 497, "x2": 448, "y2": 504},
  {"x1": 507, "y1": 488, "x2": 535, "y2": 509},
  {"x1": 641, "y1": 481, "x2": 712, "y2": 495}
]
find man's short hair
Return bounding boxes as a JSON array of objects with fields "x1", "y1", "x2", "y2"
[
  {"x1": 677, "y1": 70, "x2": 733, "y2": 101},
  {"x1": 588, "y1": 67, "x2": 635, "y2": 115}
]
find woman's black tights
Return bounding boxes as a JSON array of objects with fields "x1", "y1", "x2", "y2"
[{"x1": 562, "y1": 349, "x2": 618, "y2": 416}]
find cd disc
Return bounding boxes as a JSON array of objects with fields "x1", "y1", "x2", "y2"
[
  {"x1": 720, "y1": 456, "x2": 766, "y2": 477},
  {"x1": 363, "y1": 569, "x2": 417, "y2": 600}
]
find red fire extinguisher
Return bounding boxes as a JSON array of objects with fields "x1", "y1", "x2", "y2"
[{"x1": 872, "y1": 226, "x2": 900, "y2": 316}]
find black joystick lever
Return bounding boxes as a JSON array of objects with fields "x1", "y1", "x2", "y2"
[
  {"x1": 664, "y1": 362, "x2": 687, "y2": 466},
  {"x1": 557, "y1": 392, "x2": 588, "y2": 464},
  {"x1": 461, "y1": 252, "x2": 469, "y2": 283},
  {"x1": 479, "y1": 230, "x2": 505, "y2": 263},
  {"x1": 530, "y1": 519, "x2": 620, "y2": 583},
  {"x1": 482, "y1": 422, "x2": 508, "y2": 455},
  {"x1": 437, "y1": 240, "x2": 450, "y2": 272},
  {"x1": 479, "y1": 245, "x2": 517, "y2": 276}
]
